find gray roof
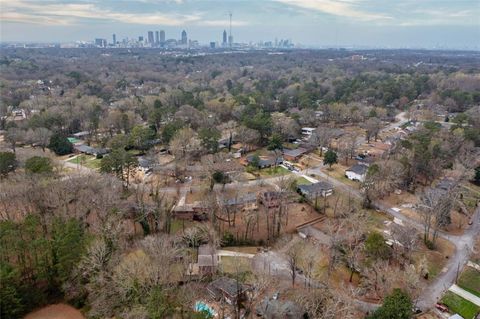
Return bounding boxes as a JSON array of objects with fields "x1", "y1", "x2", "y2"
[
  {"x1": 246, "y1": 155, "x2": 283, "y2": 167},
  {"x1": 346, "y1": 164, "x2": 369, "y2": 175},
  {"x1": 72, "y1": 131, "x2": 89, "y2": 138},
  {"x1": 208, "y1": 277, "x2": 244, "y2": 297},
  {"x1": 256, "y1": 299, "x2": 305, "y2": 318},
  {"x1": 138, "y1": 157, "x2": 152, "y2": 168},
  {"x1": 283, "y1": 148, "x2": 307, "y2": 158},
  {"x1": 74, "y1": 144, "x2": 108, "y2": 155},
  {"x1": 298, "y1": 181, "x2": 333, "y2": 194},
  {"x1": 198, "y1": 244, "x2": 216, "y2": 256},
  {"x1": 223, "y1": 193, "x2": 257, "y2": 206},
  {"x1": 437, "y1": 178, "x2": 456, "y2": 191}
]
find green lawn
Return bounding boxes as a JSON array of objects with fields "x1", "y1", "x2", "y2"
[
  {"x1": 441, "y1": 291, "x2": 480, "y2": 319},
  {"x1": 296, "y1": 177, "x2": 312, "y2": 185},
  {"x1": 170, "y1": 219, "x2": 195, "y2": 234},
  {"x1": 220, "y1": 256, "x2": 252, "y2": 274},
  {"x1": 458, "y1": 267, "x2": 480, "y2": 297},
  {"x1": 67, "y1": 154, "x2": 101, "y2": 169},
  {"x1": 259, "y1": 166, "x2": 290, "y2": 177}
]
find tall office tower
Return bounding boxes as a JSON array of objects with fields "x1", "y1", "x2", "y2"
[
  {"x1": 155, "y1": 31, "x2": 159, "y2": 44},
  {"x1": 222, "y1": 30, "x2": 227, "y2": 46},
  {"x1": 112, "y1": 34, "x2": 116, "y2": 46},
  {"x1": 95, "y1": 38, "x2": 107, "y2": 47},
  {"x1": 138, "y1": 36, "x2": 144, "y2": 42},
  {"x1": 160, "y1": 30, "x2": 166, "y2": 43},
  {"x1": 228, "y1": 12, "x2": 233, "y2": 47},
  {"x1": 148, "y1": 31, "x2": 154, "y2": 44},
  {"x1": 210, "y1": 42, "x2": 216, "y2": 49},
  {"x1": 181, "y1": 30, "x2": 187, "y2": 45}
]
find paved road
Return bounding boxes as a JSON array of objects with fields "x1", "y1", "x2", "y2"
[
  {"x1": 309, "y1": 164, "x2": 480, "y2": 310},
  {"x1": 417, "y1": 206, "x2": 480, "y2": 309}
]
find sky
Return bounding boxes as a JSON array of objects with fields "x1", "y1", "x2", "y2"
[{"x1": 1, "y1": 0, "x2": 479, "y2": 49}]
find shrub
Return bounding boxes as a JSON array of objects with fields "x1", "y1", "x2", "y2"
[
  {"x1": 0, "y1": 152, "x2": 16, "y2": 177},
  {"x1": 25, "y1": 156, "x2": 53, "y2": 174}
]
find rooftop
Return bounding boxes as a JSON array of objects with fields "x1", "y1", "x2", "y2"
[
  {"x1": 208, "y1": 277, "x2": 244, "y2": 297},
  {"x1": 283, "y1": 148, "x2": 307, "y2": 158},
  {"x1": 298, "y1": 181, "x2": 334, "y2": 193},
  {"x1": 346, "y1": 164, "x2": 369, "y2": 175}
]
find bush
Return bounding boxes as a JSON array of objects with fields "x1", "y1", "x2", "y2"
[
  {"x1": 425, "y1": 239, "x2": 435, "y2": 250},
  {"x1": 48, "y1": 133, "x2": 73, "y2": 155},
  {"x1": 0, "y1": 152, "x2": 16, "y2": 177},
  {"x1": 365, "y1": 232, "x2": 391, "y2": 259},
  {"x1": 368, "y1": 289, "x2": 412, "y2": 319},
  {"x1": 25, "y1": 156, "x2": 53, "y2": 174},
  {"x1": 221, "y1": 232, "x2": 235, "y2": 246},
  {"x1": 96, "y1": 153, "x2": 103, "y2": 159}
]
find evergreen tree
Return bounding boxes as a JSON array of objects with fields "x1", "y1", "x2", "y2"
[
  {"x1": 323, "y1": 149, "x2": 338, "y2": 169},
  {"x1": 48, "y1": 133, "x2": 73, "y2": 155},
  {"x1": 368, "y1": 289, "x2": 412, "y2": 319}
]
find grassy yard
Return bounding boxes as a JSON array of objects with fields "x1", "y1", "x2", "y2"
[
  {"x1": 220, "y1": 256, "x2": 252, "y2": 274},
  {"x1": 441, "y1": 291, "x2": 480, "y2": 319},
  {"x1": 258, "y1": 166, "x2": 290, "y2": 177},
  {"x1": 67, "y1": 154, "x2": 101, "y2": 169},
  {"x1": 458, "y1": 267, "x2": 480, "y2": 297},
  {"x1": 296, "y1": 176, "x2": 312, "y2": 185},
  {"x1": 319, "y1": 165, "x2": 360, "y2": 189},
  {"x1": 170, "y1": 219, "x2": 195, "y2": 234}
]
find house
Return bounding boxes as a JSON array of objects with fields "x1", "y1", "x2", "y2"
[
  {"x1": 345, "y1": 164, "x2": 369, "y2": 182},
  {"x1": 256, "y1": 299, "x2": 306, "y2": 318},
  {"x1": 258, "y1": 191, "x2": 283, "y2": 208},
  {"x1": 207, "y1": 277, "x2": 247, "y2": 305},
  {"x1": 221, "y1": 193, "x2": 257, "y2": 207},
  {"x1": 436, "y1": 178, "x2": 457, "y2": 193},
  {"x1": 245, "y1": 155, "x2": 283, "y2": 169},
  {"x1": 282, "y1": 148, "x2": 307, "y2": 162},
  {"x1": 137, "y1": 156, "x2": 153, "y2": 173},
  {"x1": 297, "y1": 181, "x2": 334, "y2": 199},
  {"x1": 74, "y1": 144, "x2": 109, "y2": 157},
  {"x1": 197, "y1": 244, "x2": 219, "y2": 275},
  {"x1": 301, "y1": 127, "x2": 315, "y2": 139},
  {"x1": 72, "y1": 131, "x2": 90, "y2": 139},
  {"x1": 172, "y1": 202, "x2": 207, "y2": 221}
]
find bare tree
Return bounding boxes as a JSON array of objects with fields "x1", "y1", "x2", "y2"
[{"x1": 286, "y1": 242, "x2": 302, "y2": 287}]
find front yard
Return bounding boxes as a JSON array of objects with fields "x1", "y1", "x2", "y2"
[
  {"x1": 458, "y1": 267, "x2": 480, "y2": 297},
  {"x1": 67, "y1": 154, "x2": 101, "y2": 170},
  {"x1": 441, "y1": 291, "x2": 480, "y2": 319}
]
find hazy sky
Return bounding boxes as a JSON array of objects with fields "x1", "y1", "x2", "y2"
[{"x1": 1, "y1": 0, "x2": 479, "y2": 49}]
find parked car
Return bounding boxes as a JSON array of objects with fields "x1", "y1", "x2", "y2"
[{"x1": 435, "y1": 303, "x2": 448, "y2": 312}]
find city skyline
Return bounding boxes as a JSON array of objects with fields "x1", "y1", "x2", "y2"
[{"x1": 1, "y1": 0, "x2": 479, "y2": 49}]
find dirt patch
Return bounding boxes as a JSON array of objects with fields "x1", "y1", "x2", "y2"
[{"x1": 24, "y1": 304, "x2": 85, "y2": 319}]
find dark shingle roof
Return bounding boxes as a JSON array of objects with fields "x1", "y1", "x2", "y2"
[
  {"x1": 208, "y1": 277, "x2": 243, "y2": 297},
  {"x1": 283, "y1": 148, "x2": 307, "y2": 158},
  {"x1": 298, "y1": 181, "x2": 333, "y2": 194},
  {"x1": 346, "y1": 164, "x2": 369, "y2": 175}
]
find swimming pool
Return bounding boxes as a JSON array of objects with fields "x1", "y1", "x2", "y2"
[{"x1": 194, "y1": 301, "x2": 216, "y2": 317}]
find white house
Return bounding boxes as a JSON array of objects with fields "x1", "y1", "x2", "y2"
[
  {"x1": 345, "y1": 164, "x2": 369, "y2": 182},
  {"x1": 301, "y1": 127, "x2": 316, "y2": 139}
]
